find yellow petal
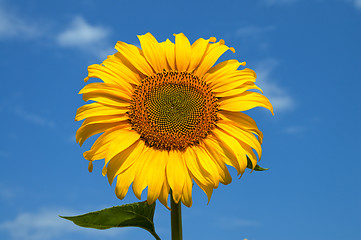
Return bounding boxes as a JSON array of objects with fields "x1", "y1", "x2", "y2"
[
  {"x1": 102, "y1": 54, "x2": 141, "y2": 85},
  {"x1": 219, "y1": 110, "x2": 263, "y2": 143},
  {"x1": 162, "y1": 39, "x2": 176, "y2": 70},
  {"x1": 115, "y1": 41, "x2": 154, "y2": 76},
  {"x1": 158, "y1": 176, "x2": 170, "y2": 209},
  {"x1": 204, "y1": 135, "x2": 242, "y2": 174},
  {"x1": 206, "y1": 67, "x2": 254, "y2": 88},
  {"x1": 203, "y1": 137, "x2": 233, "y2": 167},
  {"x1": 106, "y1": 139, "x2": 144, "y2": 185},
  {"x1": 79, "y1": 82, "x2": 132, "y2": 101},
  {"x1": 211, "y1": 74, "x2": 256, "y2": 92},
  {"x1": 239, "y1": 141, "x2": 258, "y2": 171},
  {"x1": 194, "y1": 146, "x2": 220, "y2": 188},
  {"x1": 181, "y1": 169, "x2": 193, "y2": 207},
  {"x1": 192, "y1": 176, "x2": 214, "y2": 204},
  {"x1": 167, "y1": 150, "x2": 186, "y2": 203},
  {"x1": 174, "y1": 33, "x2": 191, "y2": 71},
  {"x1": 187, "y1": 37, "x2": 214, "y2": 72},
  {"x1": 76, "y1": 117, "x2": 129, "y2": 146},
  {"x1": 194, "y1": 40, "x2": 234, "y2": 77},
  {"x1": 115, "y1": 167, "x2": 137, "y2": 200},
  {"x1": 201, "y1": 141, "x2": 232, "y2": 185},
  {"x1": 83, "y1": 126, "x2": 130, "y2": 160},
  {"x1": 132, "y1": 147, "x2": 154, "y2": 199},
  {"x1": 84, "y1": 64, "x2": 133, "y2": 93},
  {"x1": 217, "y1": 121, "x2": 262, "y2": 159},
  {"x1": 79, "y1": 114, "x2": 128, "y2": 127},
  {"x1": 212, "y1": 128, "x2": 248, "y2": 175},
  {"x1": 88, "y1": 161, "x2": 93, "y2": 172},
  {"x1": 147, "y1": 150, "x2": 168, "y2": 204},
  {"x1": 82, "y1": 92, "x2": 130, "y2": 108},
  {"x1": 213, "y1": 81, "x2": 262, "y2": 96},
  {"x1": 218, "y1": 91, "x2": 274, "y2": 114},
  {"x1": 104, "y1": 129, "x2": 140, "y2": 166},
  {"x1": 203, "y1": 60, "x2": 244, "y2": 86},
  {"x1": 183, "y1": 147, "x2": 213, "y2": 186},
  {"x1": 75, "y1": 103, "x2": 128, "y2": 122},
  {"x1": 138, "y1": 33, "x2": 167, "y2": 73}
]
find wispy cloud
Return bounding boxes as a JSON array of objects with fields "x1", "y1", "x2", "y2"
[
  {"x1": 255, "y1": 59, "x2": 295, "y2": 112},
  {"x1": 0, "y1": 182, "x2": 16, "y2": 200},
  {"x1": 351, "y1": 0, "x2": 361, "y2": 9},
  {"x1": 0, "y1": 2, "x2": 41, "y2": 39},
  {"x1": 283, "y1": 125, "x2": 305, "y2": 134},
  {"x1": 0, "y1": 1, "x2": 113, "y2": 58},
  {"x1": 235, "y1": 25, "x2": 276, "y2": 38},
  {"x1": 261, "y1": 0, "x2": 298, "y2": 6},
  {"x1": 0, "y1": 208, "x2": 123, "y2": 240},
  {"x1": 231, "y1": 25, "x2": 275, "y2": 52},
  {"x1": 13, "y1": 107, "x2": 56, "y2": 128},
  {"x1": 57, "y1": 16, "x2": 113, "y2": 58}
]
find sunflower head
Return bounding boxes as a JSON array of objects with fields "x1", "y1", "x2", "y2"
[{"x1": 75, "y1": 32, "x2": 273, "y2": 208}]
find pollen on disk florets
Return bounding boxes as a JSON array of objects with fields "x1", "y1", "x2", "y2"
[{"x1": 128, "y1": 70, "x2": 218, "y2": 151}]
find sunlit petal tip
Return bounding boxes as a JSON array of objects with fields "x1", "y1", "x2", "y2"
[
  {"x1": 116, "y1": 194, "x2": 125, "y2": 200},
  {"x1": 172, "y1": 191, "x2": 182, "y2": 204},
  {"x1": 102, "y1": 164, "x2": 107, "y2": 176},
  {"x1": 230, "y1": 47, "x2": 236, "y2": 53},
  {"x1": 84, "y1": 76, "x2": 90, "y2": 82},
  {"x1": 240, "y1": 61, "x2": 246, "y2": 66},
  {"x1": 185, "y1": 201, "x2": 192, "y2": 208},
  {"x1": 88, "y1": 161, "x2": 93, "y2": 173},
  {"x1": 209, "y1": 37, "x2": 217, "y2": 42},
  {"x1": 206, "y1": 191, "x2": 213, "y2": 205},
  {"x1": 219, "y1": 39, "x2": 225, "y2": 45},
  {"x1": 158, "y1": 178, "x2": 171, "y2": 209},
  {"x1": 268, "y1": 104, "x2": 275, "y2": 115},
  {"x1": 133, "y1": 188, "x2": 142, "y2": 200},
  {"x1": 83, "y1": 150, "x2": 92, "y2": 160}
]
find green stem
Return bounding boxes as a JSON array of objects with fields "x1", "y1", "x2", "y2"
[{"x1": 170, "y1": 192, "x2": 183, "y2": 240}]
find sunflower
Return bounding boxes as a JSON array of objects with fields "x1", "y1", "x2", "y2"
[{"x1": 75, "y1": 33, "x2": 273, "y2": 208}]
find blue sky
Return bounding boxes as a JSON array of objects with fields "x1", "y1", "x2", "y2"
[{"x1": 0, "y1": 0, "x2": 360, "y2": 239}]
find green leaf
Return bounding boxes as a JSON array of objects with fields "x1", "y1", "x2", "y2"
[
  {"x1": 246, "y1": 156, "x2": 269, "y2": 171},
  {"x1": 60, "y1": 201, "x2": 161, "y2": 240}
]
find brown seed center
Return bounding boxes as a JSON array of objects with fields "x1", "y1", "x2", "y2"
[{"x1": 128, "y1": 70, "x2": 218, "y2": 151}]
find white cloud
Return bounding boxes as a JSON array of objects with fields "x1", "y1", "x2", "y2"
[
  {"x1": 235, "y1": 25, "x2": 276, "y2": 38},
  {"x1": 0, "y1": 209, "x2": 74, "y2": 240},
  {"x1": 254, "y1": 59, "x2": 295, "y2": 112},
  {"x1": 0, "y1": 2, "x2": 40, "y2": 39},
  {"x1": 352, "y1": 0, "x2": 361, "y2": 8},
  {"x1": 0, "y1": 208, "x2": 124, "y2": 240},
  {"x1": 57, "y1": 16, "x2": 113, "y2": 58},
  {"x1": 232, "y1": 25, "x2": 275, "y2": 52},
  {"x1": 0, "y1": 2, "x2": 113, "y2": 58},
  {"x1": 283, "y1": 125, "x2": 305, "y2": 134},
  {"x1": 57, "y1": 16, "x2": 108, "y2": 47},
  {"x1": 0, "y1": 182, "x2": 15, "y2": 200},
  {"x1": 13, "y1": 107, "x2": 56, "y2": 128}
]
